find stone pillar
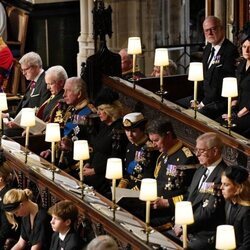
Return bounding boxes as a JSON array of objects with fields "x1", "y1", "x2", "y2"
[
  {"x1": 214, "y1": 0, "x2": 226, "y2": 25},
  {"x1": 167, "y1": 0, "x2": 189, "y2": 74},
  {"x1": 77, "y1": 0, "x2": 95, "y2": 76}
]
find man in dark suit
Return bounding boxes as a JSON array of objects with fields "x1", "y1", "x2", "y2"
[
  {"x1": 196, "y1": 16, "x2": 239, "y2": 119},
  {"x1": 16, "y1": 51, "x2": 51, "y2": 114},
  {"x1": 177, "y1": 16, "x2": 239, "y2": 119},
  {"x1": 171, "y1": 132, "x2": 227, "y2": 250},
  {"x1": 4, "y1": 52, "x2": 51, "y2": 136}
]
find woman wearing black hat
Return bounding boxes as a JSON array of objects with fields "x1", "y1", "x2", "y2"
[
  {"x1": 81, "y1": 88, "x2": 128, "y2": 195},
  {"x1": 220, "y1": 165, "x2": 250, "y2": 250},
  {"x1": 222, "y1": 22, "x2": 250, "y2": 138}
]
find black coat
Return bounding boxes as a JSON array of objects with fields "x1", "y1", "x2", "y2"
[
  {"x1": 225, "y1": 201, "x2": 250, "y2": 250},
  {"x1": 84, "y1": 118, "x2": 128, "y2": 195},
  {"x1": 15, "y1": 71, "x2": 51, "y2": 115},
  {"x1": 186, "y1": 161, "x2": 227, "y2": 249},
  {"x1": 198, "y1": 39, "x2": 239, "y2": 119},
  {"x1": 49, "y1": 229, "x2": 82, "y2": 250},
  {"x1": 201, "y1": 39, "x2": 239, "y2": 105}
]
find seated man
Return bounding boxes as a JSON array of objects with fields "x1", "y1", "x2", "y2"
[
  {"x1": 118, "y1": 112, "x2": 159, "y2": 190},
  {"x1": 36, "y1": 65, "x2": 68, "y2": 123},
  {"x1": 4, "y1": 51, "x2": 51, "y2": 136},
  {"x1": 177, "y1": 16, "x2": 239, "y2": 119},
  {"x1": 151, "y1": 59, "x2": 177, "y2": 77},
  {"x1": 40, "y1": 77, "x2": 98, "y2": 174},
  {"x1": 147, "y1": 119, "x2": 198, "y2": 228},
  {"x1": 170, "y1": 132, "x2": 227, "y2": 250},
  {"x1": 119, "y1": 48, "x2": 145, "y2": 81}
]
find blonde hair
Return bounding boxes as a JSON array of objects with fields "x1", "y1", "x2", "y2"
[
  {"x1": 98, "y1": 100, "x2": 123, "y2": 121},
  {"x1": 3, "y1": 188, "x2": 32, "y2": 229}
]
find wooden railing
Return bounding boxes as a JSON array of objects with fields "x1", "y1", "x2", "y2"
[
  {"x1": 2, "y1": 138, "x2": 182, "y2": 250},
  {"x1": 103, "y1": 75, "x2": 250, "y2": 170}
]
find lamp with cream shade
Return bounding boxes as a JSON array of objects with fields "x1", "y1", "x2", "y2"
[
  {"x1": 73, "y1": 140, "x2": 90, "y2": 198},
  {"x1": 216, "y1": 225, "x2": 236, "y2": 250},
  {"x1": 0, "y1": 93, "x2": 8, "y2": 131},
  {"x1": 127, "y1": 37, "x2": 142, "y2": 89},
  {"x1": 139, "y1": 178, "x2": 157, "y2": 244},
  {"x1": 154, "y1": 48, "x2": 169, "y2": 102},
  {"x1": 175, "y1": 201, "x2": 194, "y2": 249},
  {"x1": 20, "y1": 108, "x2": 36, "y2": 163},
  {"x1": 188, "y1": 62, "x2": 204, "y2": 119},
  {"x1": 45, "y1": 123, "x2": 61, "y2": 180},
  {"x1": 105, "y1": 158, "x2": 123, "y2": 221},
  {"x1": 221, "y1": 77, "x2": 238, "y2": 134}
]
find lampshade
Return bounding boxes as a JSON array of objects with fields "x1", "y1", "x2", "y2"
[
  {"x1": 139, "y1": 178, "x2": 157, "y2": 201},
  {"x1": 0, "y1": 93, "x2": 8, "y2": 111},
  {"x1": 221, "y1": 77, "x2": 238, "y2": 97},
  {"x1": 188, "y1": 62, "x2": 204, "y2": 81},
  {"x1": 127, "y1": 37, "x2": 142, "y2": 55},
  {"x1": 105, "y1": 158, "x2": 123, "y2": 179},
  {"x1": 175, "y1": 201, "x2": 194, "y2": 225},
  {"x1": 154, "y1": 48, "x2": 169, "y2": 66},
  {"x1": 216, "y1": 225, "x2": 236, "y2": 250},
  {"x1": 45, "y1": 123, "x2": 61, "y2": 142},
  {"x1": 73, "y1": 140, "x2": 90, "y2": 161},
  {"x1": 20, "y1": 108, "x2": 36, "y2": 127}
]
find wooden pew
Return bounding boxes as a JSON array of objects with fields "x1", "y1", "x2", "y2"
[
  {"x1": 103, "y1": 75, "x2": 250, "y2": 170},
  {"x1": 136, "y1": 74, "x2": 193, "y2": 102},
  {"x1": 2, "y1": 138, "x2": 182, "y2": 250}
]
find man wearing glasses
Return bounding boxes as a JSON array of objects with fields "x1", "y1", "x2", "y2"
[
  {"x1": 4, "y1": 52, "x2": 51, "y2": 136},
  {"x1": 172, "y1": 132, "x2": 227, "y2": 250},
  {"x1": 16, "y1": 51, "x2": 51, "y2": 114},
  {"x1": 177, "y1": 16, "x2": 238, "y2": 120}
]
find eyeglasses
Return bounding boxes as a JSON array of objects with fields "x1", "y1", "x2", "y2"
[
  {"x1": 204, "y1": 26, "x2": 219, "y2": 34},
  {"x1": 21, "y1": 66, "x2": 32, "y2": 73},
  {"x1": 194, "y1": 146, "x2": 215, "y2": 155}
]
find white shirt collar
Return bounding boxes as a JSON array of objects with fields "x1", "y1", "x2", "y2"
[{"x1": 59, "y1": 228, "x2": 70, "y2": 241}]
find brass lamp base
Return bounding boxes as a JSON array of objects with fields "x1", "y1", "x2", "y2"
[{"x1": 155, "y1": 90, "x2": 168, "y2": 103}]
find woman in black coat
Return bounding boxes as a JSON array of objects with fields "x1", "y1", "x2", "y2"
[
  {"x1": 82, "y1": 88, "x2": 128, "y2": 195},
  {"x1": 220, "y1": 165, "x2": 250, "y2": 250}
]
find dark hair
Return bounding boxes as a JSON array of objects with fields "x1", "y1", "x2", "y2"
[
  {"x1": 224, "y1": 165, "x2": 249, "y2": 184},
  {"x1": 147, "y1": 119, "x2": 176, "y2": 138},
  {"x1": 239, "y1": 22, "x2": 250, "y2": 44}
]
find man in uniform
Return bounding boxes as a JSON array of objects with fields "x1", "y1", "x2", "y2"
[
  {"x1": 147, "y1": 119, "x2": 198, "y2": 228},
  {"x1": 118, "y1": 112, "x2": 159, "y2": 190},
  {"x1": 40, "y1": 77, "x2": 97, "y2": 173},
  {"x1": 36, "y1": 65, "x2": 68, "y2": 123}
]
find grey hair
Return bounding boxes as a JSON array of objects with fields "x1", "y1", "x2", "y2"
[
  {"x1": 196, "y1": 132, "x2": 223, "y2": 152},
  {"x1": 87, "y1": 235, "x2": 118, "y2": 250},
  {"x1": 46, "y1": 65, "x2": 68, "y2": 82},
  {"x1": 67, "y1": 77, "x2": 88, "y2": 97},
  {"x1": 19, "y1": 51, "x2": 43, "y2": 68}
]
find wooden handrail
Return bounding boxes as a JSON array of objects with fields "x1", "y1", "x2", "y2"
[
  {"x1": 103, "y1": 75, "x2": 250, "y2": 168},
  {"x1": 3, "y1": 138, "x2": 182, "y2": 250}
]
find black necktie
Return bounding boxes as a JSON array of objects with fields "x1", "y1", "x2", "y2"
[
  {"x1": 207, "y1": 47, "x2": 215, "y2": 68},
  {"x1": 199, "y1": 169, "x2": 209, "y2": 189}
]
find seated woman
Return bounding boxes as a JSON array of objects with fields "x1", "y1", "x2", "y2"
[
  {"x1": 81, "y1": 87, "x2": 128, "y2": 195},
  {"x1": 3, "y1": 188, "x2": 52, "y2": 250},
  {"x1": 220, "y1": 165, "x2": 250, "y2": 250},
  {"x1": 221, "y1": 23, "x2": 250, "y2": 138},
  {"x1": 0, "y1": 37, "x2": 13, "y2": 91}
]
